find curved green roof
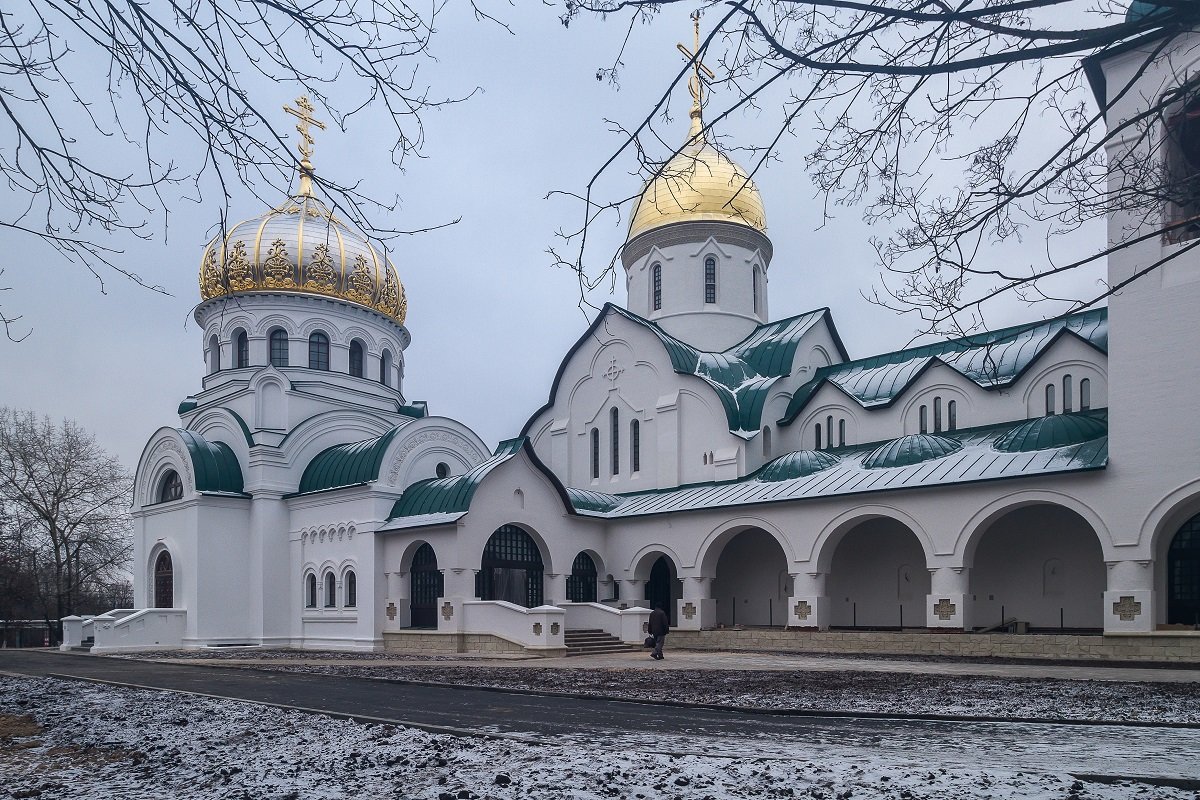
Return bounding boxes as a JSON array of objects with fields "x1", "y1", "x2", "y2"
[
  {"x1": 298, "y1": 427, "x2": 400, "y2": 494},
  {"x1": 862, "y1": 434, "x2": 963, "y2": 470},
  {"x1": 177, "y1": 430, "x2": 245, "y2": 494},
  {"x1": 566, "y1": 488, "x2": 625, "y2": 513},
  {"x1": 757, "y1": 449, "x2": 841, "y2": 482},
  {"x1": 993, "y1": 413, "x2": 1108, "y2": 453}
]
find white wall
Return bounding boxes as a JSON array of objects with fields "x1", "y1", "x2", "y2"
[
  {"x1": 826, "y1": 519, "x2": 931, "y2": 628},
  {"x1": 711, "y1": 529, "x2": 789, "y2": 626}
]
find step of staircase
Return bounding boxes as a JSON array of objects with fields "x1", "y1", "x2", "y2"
[{"x1": 564, "y1": 629, "x2": 639, "y2": 656}]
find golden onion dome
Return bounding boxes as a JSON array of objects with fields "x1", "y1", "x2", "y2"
[
  {"x1": 198, "y1": 194, "x2": 407, "y2": 326},
  {"x1": 627, "y1": 112, "x2": 768, "y2": 243}
]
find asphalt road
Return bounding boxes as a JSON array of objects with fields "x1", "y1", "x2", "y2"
[{"x1": 3, "y1": 649, "x2": 1199, "y2": 782}]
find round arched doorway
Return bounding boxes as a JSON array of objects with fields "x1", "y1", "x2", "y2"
[
  {"x1": 410, "y1": 543, "x2": 443, "y2": 628},
  {"x1": 566, "y1": 552, "x2": 598, "y2": 603},
  {"x1": 1168, "y1": 513, "x2": 1200, "y2": 625},
  {"x1": 153, "y1": 551, "x2": 174, "y2": 608},
  {"x1": 644, "y1": 556, "x2": 680, "y2": 625},
  {"x1": 476, "y1": 525, "x2": 544, "y2": 607}
]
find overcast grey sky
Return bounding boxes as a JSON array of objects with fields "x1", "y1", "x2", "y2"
[{"x1": 0, "y1": 2, "x2": 1106, "y2": 471}]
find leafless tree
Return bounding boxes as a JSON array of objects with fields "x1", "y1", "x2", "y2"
[
  {"x1": 1, "y1": 0, "x2": 501, "y2": 340},
  {"x1": 557, "y1": 0, "x2": 1200, "y2": 336},
  {"x1": 0, "y1": 408, "x2": 132, "y2": 641}
]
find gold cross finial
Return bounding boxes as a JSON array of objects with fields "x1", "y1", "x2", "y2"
[
  {"x1": 676, "y1": 11, "x2": 716, "y2": 139},
  {"x1": 283, "y1": 95, "x2": 326, "y2": 197}
]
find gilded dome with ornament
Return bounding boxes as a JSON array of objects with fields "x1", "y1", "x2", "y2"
[{"x1": 198, "y1": 194, "x2": 407, "y2": 326}]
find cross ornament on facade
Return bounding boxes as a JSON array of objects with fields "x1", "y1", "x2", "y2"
[
  {"x1": 1113, "y1": 595, "x2": 1142, "y2": 622},
  {"x1": 681, "y1": 602, "x2": 696, "y2": 620},
  {"x1": 283, "y1": 95, "x2": 326, "y2": 197},
  {"x1": 933, "y1": 598, "x2": 957, "y2": 621},
  {"x1": 385, "y1": 602, "x2": 397, "y2": 621},
  {"x1": 441, "y1": 601, "x2": 454, "y2": 621},
  {"x1": 793, "y1": 600, "x2": 812, "y2": 621},
  {"x1": 604, "y1": 357, "x2": 624, "y2": 383}
]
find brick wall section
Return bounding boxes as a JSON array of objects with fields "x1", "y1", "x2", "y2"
[{"x1": 668, "y1": 630, "x2": 1200, "y2": 663}]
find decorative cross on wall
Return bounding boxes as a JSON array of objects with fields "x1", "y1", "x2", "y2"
[
  {"x1": 604, "y1": 357, "x2": 624, "y2": 383},
  {"x1": 793, "y1": 600, "x2": 812, "y2": 621},
  {"x1": 385, "y1": 603, "x2": 397, "y2": 621},
  {"x1": 933, "y1": 598, "x2": 957, "y2": 621},
  {"x1": 682, "y1": 602, "x2": 696, "y2": 620},
  {"x1": 1113, "y1": 595, "x2": 1142, "y2": 622},
  {"x1": 441, "y1": 601, "x2": 454, "y2": 621}
]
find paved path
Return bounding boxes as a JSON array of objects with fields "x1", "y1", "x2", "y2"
[{"x1": 3, "y1": 649, "x2": 1200, "y2": 782}]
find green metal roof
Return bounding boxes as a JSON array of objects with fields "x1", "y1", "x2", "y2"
[
  {"x1": 388, "y1": 437, "x2": 575, "y2": 521},
  {"x1": 561, "y1": 411, "x2": 1108, "y2": 519},
  {"x1": 565, "y1": 487, "x2": 626, "y2": 513},
  {"x1": 177, "y1": 430, "x2": 245, "y2": 495},
  {"x1": 297, "y1": 427, "x2": 401, "y2": 494},
  {"x1": 993, "y1": 413, "x2": 1108, "y2": 453},
  {"x1": 756, "y1": 449, "x2": 840, "y2": 482},
  {"x1": 862, "y1": 433, "x2": 964, "y2": 470},
  {"x1": 178, "y1": 399, "x2": 198, "y2": 414},
  {"x1": 780, "y1": 308, "x2": 1108, "y2": 425}
]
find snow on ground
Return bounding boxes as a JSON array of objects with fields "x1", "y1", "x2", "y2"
[
  {"x1": 0, "y1": 675, "x2": 1193, "y2": 800},
  {"x1": 227, "y1": 661, "x2": 1200, "y2": 725}
]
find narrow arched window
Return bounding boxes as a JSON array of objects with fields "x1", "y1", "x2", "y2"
[
  {"x1": 762, "y1": 425, "x2": 772, "y2": 458},
  {"x1": 590, "y1": 427, "x2": 600, "y2": 480},
  {"x1": 380, "y1": 350, "x2": 393, "y2": 387},
  {"x1": 752, "y1": 267, "x2": 761, "y2": 314},
  {"x1": 208, "y1": 335, "x2": 221, "y2": 374},
  {"x1": 1080, "y1": 378, "x2": 1092, "y2": 411},
  {"x1": 947, "y1": 400, "x2": 957, "y2": 432},
  {"x1": 1045, "y1": 383, "x2": 1056, "y2": 415},
  {"x1": 838, "y1": 418, "x2": 846, "y2": 447},
  {"x1": 236, "y1": 331, "x2": 249, "y2": 369},
  {"x1": 349, "y1": 340, "x2": 364, "y2": 378},
  {"x1": 1062, "y1": 374, "x2": 1073, "y2": 413},
  {"x1": 919, "y1": 405, "x2": 928, "y2": 434},
  {"x1": 345, "y1": 571, "x2": 357, "y2": 608},
  {"x1": 814, "y1": 423, "x2": 822, "y2": 450},
  {"x1": 158, "y1": 470, "x2": 183, "y2": 504},
  {"x1": 704, "y1": 256, "x2": 717, "y2": 304},
  {"x1": 308, "y1": 332, "x2": 330, "y2": 371},
  {"x1": 610, "y1": 407, "x2": 619, "y2": 476},
  {"x1": 269, "y1": 329, "x2": 289, "y2": 367},
  {"x1": 825, "y1": 415, "x2": 833, "y2": 449},
  {"x1": 933, "y1": 397, "x2": 943, "y2": 433},
  {"x1": 305, "y1": 574, "x2": 317, "y2": 609},
  {"x1": 652, "y1": 263, "x2": 662, "y2": 311},
  {"x1": 324, "y1": 572, "x2": 336, "y2": 608},
  {"x1": 630, "y1": 419, "x2": 641, "y2": 473}
]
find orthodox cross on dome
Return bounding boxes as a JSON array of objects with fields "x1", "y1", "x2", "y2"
[
  {"x1": 676, "y1": 11, "x2": 716, "y2": 135},
  {"x1": 283, "y1": 95, "x2": 326, "y2": 197}
]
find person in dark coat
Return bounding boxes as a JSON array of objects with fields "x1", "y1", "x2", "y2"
[{"x1": 648, "y1": 603, "x2": 669, "y2": 660}]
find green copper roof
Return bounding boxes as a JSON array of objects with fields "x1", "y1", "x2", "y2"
[
  {"x1": 757, "y1": 449, "x2": 841, "y2": 482},
  {"x1": 178, "y1": 399, "x2": 198, "y2": 414},
  {"x1": 781, "y1": 308, "x2": 1107, "y2": 425},
  {"x1": 297, "y1": 427, "x2": 400, "y2": 494},
  {"x1": 177, "y1": 430, "x2": 245, "y2": 495},
  {"x1": 993, "y1": 413, "x2": 1108, "y2": 453},
  {"x1": 389, "y1": 437, "x2": 575, "y2": 521},
  {"x1": 862, "y1": 433, "x2": 964, "y2": 470},
  {"x1": 566, "y1": 488, "x2": 626, "y2": 513}
]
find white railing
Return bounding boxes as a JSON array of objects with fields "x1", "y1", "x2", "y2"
[
  {"x1": 87, "y1": 608, "x2": 187, "y2": 654},
  {"x1": 442, "y1": 600, "x2": 566, "y2": 651},
  {"x1": 559, "y1": 602, "x2": 651, "y2": 644}
]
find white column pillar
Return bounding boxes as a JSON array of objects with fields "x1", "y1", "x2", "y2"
[
  {"x1": 788, "y1": 571, "x2": 829, "y2": 630},
  {"x1": 926, "y1": 566, "x2": 971, "y2": 630},
  {"x1": 1104, "y1": 559, "x2": 1154, "y2": 633},
  {"x1": 619, "y1": 579, "x2": 645, "y2": 609},
  {"x1": 383, "y1": 571, "x2": 410, "y2": 630},
  {"x1": 545, "y1": 572, "x2": 568, "y2": 606},
  {"x1": 437, "y1": 567, "x2": 475, "y2": 633},
  {"x1": 677, "y1": 576, "x2": 715, "y2": 630}
]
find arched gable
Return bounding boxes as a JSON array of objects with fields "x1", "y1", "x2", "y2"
[
  {"x1": 378, "y1": 416, "x2": 490, "y2": 490},
  {"x1": 807, "y1": 505, "x2": 936, "y2": 573}
]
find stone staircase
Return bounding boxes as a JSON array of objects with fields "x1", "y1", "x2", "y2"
[{"x1": 564, "y1": 629, "x2": 638, "y2": 656}]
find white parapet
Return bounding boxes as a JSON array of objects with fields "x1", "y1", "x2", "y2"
[
  {"x1": 442, "y1": 599, "x2": 567, "y2": 651},
  {"x1": 89, "y1": 608, "x2": 188, "y2": 654},
  {"x1": 559, "y1": 602, "x2": 651, "y2": 644}
]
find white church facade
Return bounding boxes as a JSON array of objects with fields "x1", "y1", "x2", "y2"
[{"x1": 64, "y1": 9, "x2": 1200, "y2": 657}]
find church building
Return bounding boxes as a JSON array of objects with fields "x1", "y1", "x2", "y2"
[{"x1": 65, "y1": 7, "x2": 1200, "y2": 658}]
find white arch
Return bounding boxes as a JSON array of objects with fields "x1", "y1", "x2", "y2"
[
  {"x1": 627, "y1": 544, "x2": 684, "y2": 580},
  {"x1": 695, "y1": 516, "x2": 797, "y2": 574},
  {"x1": 254, "y1": 315, "x2": 297, "y2": 336},
  {"x1": 1138, "y1": 477, "x2": 1200, "y2": 553},
  {"x1": 806, "y1": 505, "x2": 936, "y2": 573},
  {"x1": 134, "y1": 428, "x2": 195, "y2": 508},
  {"x1": 953, "y1": 490, "x2": 1113, "y2": 565}
]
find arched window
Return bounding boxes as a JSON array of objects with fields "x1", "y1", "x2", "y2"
[
  {"x1": 208, "y1": 335, "x2": 221, "y2": 374},
  {"x1": 919, "y1": 405, "x2": 928, "y2": 434},
  {"x1": 154, "y1": 551, "x2": 174, "y2": 608},
  {"x1": 566, "y1": 552, "x2": 598, "y2": 603},
  {"x1": 590, "y1": 427, "x2": 600, "y2": 480},
  {"x1": 235, "y1": 331, "x2": 249, "y2": 369},
  {"x1": 630, "y1": 419, "x2": 641, "y2": 473},
  {"x1": 344, "y1": 570, "x2": 357, "y2": 608},
  {"x1": 158, "y1": 470, "x2": 183, "y2": 504},
  {"x1": 269, "y1": 329, "x2": 289, "y2": 367},
  {"x1": 762, "y1": 425, "x2": 772, "y2": 458},
  {"x1": 704, "y1": 256, "x2": 717, "y2": 304},
  {"x1": 305, "y1": 573, "x2": 317, "y2": 609},
  {"x1": 947, "y1": 400, "x2": 957, "y2": 432},
  {"x1": 933, "y1": 397, "x2": 943, "y2": 433},
  {"x1": 814, "y1": 423, "x2": 822, "y2": 450},
  {"x1": 380, "y1": 350, "x2": 393, "y2": 387},
  {"x1": 1045, "y1": 383, "x2": 1056, "y2": 416},
  {"x1": 435, "y1": 462, "x2": 451, "y2": 479},
  {"x1": 752, "y1": 267, "x2": 761, "y2": 314},
  {"x1": 324, "y1": 572, "x2": 336, "y2": 608},
  {"x1": 610, "y1": 407, "x2": 619, "y2": 476},
  {"x1": 838, "y1": 418, "x2": 846, "y2": 447},
  {"x1": 348, "y1": 340, "x2": 365, "y2": 378},
  {"x1": 476, "y1": 525, "x2": 544, "y2": 607},
  {"x1": 410, "y1": 543, "x2": 443, "y2": 628},
  {"x1": 1062, "y1": 374, "x2": 1073, "y2": 413},
  {"x1": 1080, "y1": 378, "x2": 1092, "y2": 411},
  {"x1": 652, "y1": 263, "x2": 662, "y2": 311},
  {"x1": 308, "y1": 332, "x2": 330, "y2": 371},
  {"x1": 825, "y1": 415, "x2": 833, "y2": 448}
]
